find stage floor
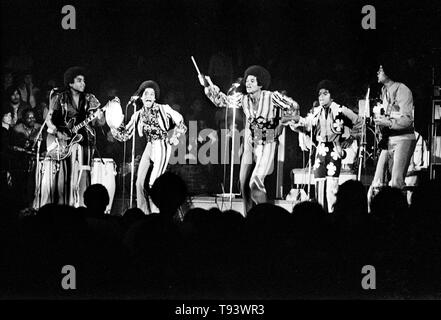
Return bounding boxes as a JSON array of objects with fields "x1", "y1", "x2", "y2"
[
  {"x1": 111, "y1": 194, "x2": 306, "y2": 216},
  {"x1": 190, "y1": 196, "x2": 299, "y2": 215}
]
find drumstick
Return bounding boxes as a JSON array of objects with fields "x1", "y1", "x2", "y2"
[
  {"x1": 191, "y1": 56, "x2": 212, "y2": 87},
  {"x1": 191, "y1": 56, "x2": 202, "y2": 76}
]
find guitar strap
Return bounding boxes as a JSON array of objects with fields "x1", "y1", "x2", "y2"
[{"x1": 60, "y1": 92, "x2": 69, "y2": 126}]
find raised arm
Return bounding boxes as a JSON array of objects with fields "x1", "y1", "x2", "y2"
[
  {"x1": 204, "y1": 85, "x2": 230, "y2": 108},
  {"x1": 289, "y1": 112, "x2": 315, "y2": 133},
  {"x1": 272, "y1": 91, "x2": 301, "y2": 128},
  {"x1": 272, "y1": 91, "x2": 299, "y2": 112},
  {"x1": 197, "y1": 74, "x2": 230, "y2": 108}
]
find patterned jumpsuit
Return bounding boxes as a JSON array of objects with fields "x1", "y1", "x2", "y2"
[
  {"x1": 116, "y1": 103, "x2": 186, "y2": 214},
  {"x1": 204, "y1": 85, "x2": 298, "y2": 214}
]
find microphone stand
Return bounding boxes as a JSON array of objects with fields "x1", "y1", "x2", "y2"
[
  {"x1": 122, "y1": 102, "x2": 129, "y2": 210},
  {"x1": 303, "y1": 111, "x2": 315, "y2": 201},
  {"x1": 229, "y1": 103, "x2": 238, "y2": 209},
  {"x1": 357, "y1": 119, "x2": 366, "y2": 181},
  {"x1": 121, "y1": 96, "x2": 138, "y2": 209},
  {"x1": 357, "y1": 87, "x2": 370, "y2": 181},
  {"x1": 307, "y1": 141, "x2": 314, "y2": 200},
  {"x1": 128, "y1": 100, "x2": 138, "y2": 208},
  {"x1": 32, "y1": 117, "x2": 47, "y2": 209},
  {"x1": 222, "y1": 104, "x2": 229, "y2": 197}
]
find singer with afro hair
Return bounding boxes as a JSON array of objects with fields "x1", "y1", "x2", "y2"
[{"x1": 199, "y1": 65, "x2": 299, "y2": 215}]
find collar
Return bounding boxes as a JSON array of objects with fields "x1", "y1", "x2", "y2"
[
  {"x1": 384, "y1": 80, "x2": 395, "y2": 89},
  {"x1": 249, "y1": 90, "x2": 261, "y2": 101},
  {"x1": 144, "y1": 103, "x2": 160, "y2": 111},
  {"x1": 314, "y1": 101, "x2": 341, "y2": 116}
]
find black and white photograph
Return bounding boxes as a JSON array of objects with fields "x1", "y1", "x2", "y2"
[{"x1": 1, "y1": 0, "x2": 441, "y2": 304}]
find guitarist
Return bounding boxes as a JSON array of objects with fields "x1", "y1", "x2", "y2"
[
  {"x1": 42, "y1": 66, "x2": 104, "y2": 207},
  {"x1": 368, "y1": 63, "x2": 416, "y2": 205}
]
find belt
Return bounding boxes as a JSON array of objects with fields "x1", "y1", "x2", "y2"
[{"x1": 249, "y1": 117, "x2": 278, "y2": 144}]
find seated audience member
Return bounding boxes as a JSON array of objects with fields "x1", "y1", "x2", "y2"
[
  {"x1": 18, "y1": 70, "x2": 39, "y2": 108},
  {"x1": 83, "y1": 184, "x2": 110, "y2": 218},
  {"x1": 150, "y1": 172, "x2": 189, "y2": 222},
  {"x1": 1, "y1": 106, "x2": 14, "y2": 195},
  {"x1": 4, "y1": 85, "x2": 29, "y2": 125}
]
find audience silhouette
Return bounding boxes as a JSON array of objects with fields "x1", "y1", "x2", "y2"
[{"x1": 1, "y1": 175, "x2": 440, "y2": 298}]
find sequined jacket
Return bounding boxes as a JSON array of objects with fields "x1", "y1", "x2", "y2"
[{"x1": 115, "y1": 103, "x2": 187, "y2": 143}]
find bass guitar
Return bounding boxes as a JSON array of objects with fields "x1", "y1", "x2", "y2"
[{"x1": 373, "y1": 99, "x2": 390, "y2": 150}]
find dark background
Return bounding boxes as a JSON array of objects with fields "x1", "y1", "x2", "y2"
[
  {"x1": 2, "y1": 0, "x2": 440, "y2": 109},
  {"x1": 2, "y1": 0, "x2": 440, "y2": 195}
]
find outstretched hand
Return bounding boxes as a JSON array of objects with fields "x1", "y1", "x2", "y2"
[
  {"x1": 281, "y1": 114, "x2": 300, "y2": 126},
  {"x1": 168, "y1": 136, "x2": 180, "y2": 146},
  {"x1": 198, "y1": 75, "x2": 206, "y2": 87}
]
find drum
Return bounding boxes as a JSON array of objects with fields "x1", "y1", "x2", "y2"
[
  {"x1": 105, "y1": 98, "x2": 124, "y2": 129},
  {"x1": 33, "y1": 157, "x2": 61, "y2": 209},
  {"x1": 91, "y1": 158, "x2": 117, "y2": 214}
]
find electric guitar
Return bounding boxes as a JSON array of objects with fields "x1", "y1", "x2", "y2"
[
  {"x1": 46, "y1": 104, "x2": 109, "y2": 160},
  {"x1": 373, "y1": 99, "x2": 390, "y2": 150}
]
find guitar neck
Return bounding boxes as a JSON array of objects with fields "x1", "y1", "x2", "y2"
[
  {"x1": 72, "y1": 115, "x2": 96, "y2": 133},
  {"x1": 72, "y1": 106, "x2": 106, "y2": 133}
]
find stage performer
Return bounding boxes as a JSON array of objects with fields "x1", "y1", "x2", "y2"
[
  {"x1": 199, "y1": 65, "x2": 299, "y2": 215},
  {"x1": 112, "y1": 80, "x2": 187, "y2": 214},
  {"x1": 367, "y1": 63, "x2": 416, "y2": 203},
  {"x1": 39, "y1": 66, "x2": 104, "y2": 208},
  {"x1": 290, "y1": 80, "x2": 362, "y2": 212}
]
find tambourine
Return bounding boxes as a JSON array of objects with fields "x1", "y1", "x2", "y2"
[{"x1": 105, "y1": 97, "x2": 124, "y2": 129}]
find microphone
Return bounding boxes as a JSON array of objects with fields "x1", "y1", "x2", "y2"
[
  {"x1": 227, "y1": 77, "x2": 243, "y2": 95},
  {"x1": 227, "y1": 83, "x2": 241, "y2": 96},
  {"x1": 49, "y1": 87, "x2": 60, "y2": 100},
  {"x1": 128, "y1": 95, "x2": 140, "y2": 106}
]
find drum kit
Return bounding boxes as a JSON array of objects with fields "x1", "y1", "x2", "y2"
[{"x1": 34, "y1": 97, "x2": 126, "y2": 213}]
